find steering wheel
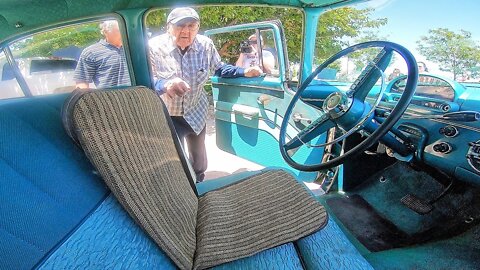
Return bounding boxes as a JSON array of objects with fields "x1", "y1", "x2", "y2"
[{"x1": 279, "y1": 41, "x2": 418, "y2": 171}]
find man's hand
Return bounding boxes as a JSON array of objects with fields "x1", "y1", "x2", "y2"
[
  {"x1": 244, "y1": 66, "x2": 263, "y2": 77},
  {"x1": 164, "y1": 78, "x2": 191, "y2": 99},
  {"x1": 75, "y1": 82, "x2": 90, "y2": 89}
]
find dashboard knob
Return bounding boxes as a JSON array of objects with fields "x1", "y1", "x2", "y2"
[
  {"x1": 439, "y1": 125, "x2": 458, "y2": 137},
  {"x1": 439, "y1": 103, "x2": 451, "y2": 112},
  {"x1": 433, "y1": 142, "x2": 453, "y2": 154},
  {"x1": 467, "y1": 140, "x2": 480, "y2": 173}
]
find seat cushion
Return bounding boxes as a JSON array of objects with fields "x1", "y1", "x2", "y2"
[
  {"x1": 39, "y1": 194, "x2": 177, "y2": 269},
  {"x1": 195, "y1": 170, "x2": 327, "y2": 269},
  {"x1": 64, "y1": 87, "x2": 198, "y2": 270},
  {"x1": 296, "y1": 218, "x2": 373, "y2": 270}
]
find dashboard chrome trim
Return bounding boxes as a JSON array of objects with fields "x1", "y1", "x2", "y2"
[{"x1": 377, "y1": 105, "x2": 480, "y2": 133}]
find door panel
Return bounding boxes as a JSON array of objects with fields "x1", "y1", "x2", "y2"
[{"x1": 207, "y1": 22, "x2": 326, "y2": 181}]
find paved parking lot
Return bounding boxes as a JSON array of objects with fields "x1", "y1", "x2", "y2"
[
  {"x1": 204, "y1": 132, "x2": 264, "y2": 180},
  {"x1": 203, "y1": 106, "x2": 263, "y2": 180}
]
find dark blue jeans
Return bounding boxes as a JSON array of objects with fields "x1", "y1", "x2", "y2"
[{"x1": 170, "y1": 116, "x2": 207, "y2": 182}]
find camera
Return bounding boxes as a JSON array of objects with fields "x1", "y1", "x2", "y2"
[{"x1": 240, "y1": 40, "x2": 253, "y2": 54}]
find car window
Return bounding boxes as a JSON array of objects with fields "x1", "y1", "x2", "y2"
[
  {"x1": 0, "y1": 51, "x2": 24, "y2": 99},
  {"x1": 2, "y1": 18, "x2": 131, "y2": 99},
  {"x1": 208, "y1": 28, "x2": 280, "y2": 77},
  {"x1": 1, "y1": 61, "x2": 15, "y2": 81},
  {"x1": 145, "y1": 6, "x2": 303, "y2": 82}
]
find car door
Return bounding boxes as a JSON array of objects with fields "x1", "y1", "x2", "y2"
[{"x1": 205, "y1": 21, "x2": 326, "y2": 181}]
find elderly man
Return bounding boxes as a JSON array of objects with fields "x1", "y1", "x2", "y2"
[
  {"x1": 149, "y1": 7, "x2": 262, "y2": 182},
  {"x1": 74, "y1": 20, "x2": 130, "y2": 89}
]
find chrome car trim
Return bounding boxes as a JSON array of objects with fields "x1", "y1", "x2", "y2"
[{"x1": 212, "y1": 82, "x2": 282, "y2": 92}]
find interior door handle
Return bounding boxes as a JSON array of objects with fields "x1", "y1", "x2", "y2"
[
  {"x1": 232, "y1": 104, "x2": 259, "y2": 120},
  {"x1": 293, "y1": 113, "x2": 312, "y2": 124},
  {"x1": 257, "y1": 94, "x2": 272, "y2": 106}
]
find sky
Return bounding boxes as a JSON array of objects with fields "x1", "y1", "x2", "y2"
[{"x1": 359, "y1": 0, "x2": 480, "y2": 77}]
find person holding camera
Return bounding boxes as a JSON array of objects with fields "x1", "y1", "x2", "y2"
[
  {"x1": 235, "y1": 34, "x2": 275, "y2": 74},
  {"x1": 149, "y1": 7, "x2": 262, "y2": 182}
]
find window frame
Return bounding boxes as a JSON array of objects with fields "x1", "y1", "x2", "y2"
[{"x1": 0, "y1": 14, "x2": 133, "y2": 99}]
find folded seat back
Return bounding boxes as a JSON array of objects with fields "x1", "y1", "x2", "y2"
[{"x1": 63, "y1": 87, "x2": 198, "y2": 269}]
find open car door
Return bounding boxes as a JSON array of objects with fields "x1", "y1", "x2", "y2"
[{"x1": 205, "y1": 21, "x2": 326, "y2": 181}]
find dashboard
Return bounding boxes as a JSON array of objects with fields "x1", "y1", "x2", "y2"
[
  {"x1": 302, "y1": 74, "x2": 480, "y2": 185},
  {"x1": 381, "y1": 74, "x2": 480, "y2": 185}
]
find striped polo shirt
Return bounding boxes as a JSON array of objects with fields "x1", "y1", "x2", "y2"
[
  {"x1": 74, "y1": 40, "x2": 131, "y2": 88},
  {"x1": 149, "y1": 34, "x2": 224, "y2": 134}
]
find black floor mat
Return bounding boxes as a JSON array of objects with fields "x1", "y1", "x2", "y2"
[{"x1": 327, "y1": 194, "x2": 411, "y2": 251}]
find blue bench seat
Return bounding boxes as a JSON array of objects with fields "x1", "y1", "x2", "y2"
[{"x1": 0, "y1": 94, "x2": 372, "y2": 269}]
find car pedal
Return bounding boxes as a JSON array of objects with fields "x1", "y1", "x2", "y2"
[{"x1": 401, "y1": 194, "x2": 433, "y2": 215}]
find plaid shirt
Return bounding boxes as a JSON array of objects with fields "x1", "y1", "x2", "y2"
[{"x1": 149, "y1": 34, "x2": 223, "y2": 134}]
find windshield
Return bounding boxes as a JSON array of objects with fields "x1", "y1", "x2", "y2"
[{"x1": 313, "y1": 0, "x2": 480, "y2": 87}]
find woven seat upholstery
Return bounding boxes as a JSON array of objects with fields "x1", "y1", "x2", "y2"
[
  {"x1": 196, "y1": 170, "x2": 327, "y2": 269},
  {"x1": 63, "y1": 87, "x2": 327, "y2": 269}
]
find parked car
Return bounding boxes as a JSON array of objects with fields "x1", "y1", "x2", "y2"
[
  {"x1": 0, "y1": 0, "x2": 479, "y2": 270},
  {"x1": 0, "y1": 57, "x2": 77, "y2": 99}
]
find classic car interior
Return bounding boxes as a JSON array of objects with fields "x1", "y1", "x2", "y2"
[{"x1": 1, "y1": 0, "x2": 479, "y2": 269}]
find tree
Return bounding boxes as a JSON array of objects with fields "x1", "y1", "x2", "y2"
[
  {"x1": 15, "y1": 6, "x2": 387, "y2": 65},
  {"x1": 147, "y1": 6, "x2": 386, "y2": 64},
  {"x1": 349, "y1": 31, "x2": 391, "y2": 72},
  {"x1": 11, "y1": 23, "x2": 101, "y2": 58},
  {"x1": 315, "y1": 8, "x2": 386, "y2": 64},
  {"x1": 417, "y1": 28, "x2": 480, "y2": 80}
]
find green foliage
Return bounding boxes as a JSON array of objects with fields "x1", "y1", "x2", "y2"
[
  {"x1": 147, "y1": 6, "x2": 300, "y2": 64},
  {"x1": 145, "y1": 9, "x2": 168, "y2": 34},
  {"x1": 349, "y1": 31, "x2": 390, "y2": 71},
  {"x1": 12, "y1": 6, "x2": 386, "y2": 66},
  {"x1": 147, "y1": 6, "x2": 386, "y2": 64},
  {"x1": 12, "y1": 23, "x2": 101, "y2": 58},
  {"x1": 316, "y1": 7, "x2": 387, "y2": 64},
  {"x1": 417, "y1": 28, "x2": 480, "y2": 80}
]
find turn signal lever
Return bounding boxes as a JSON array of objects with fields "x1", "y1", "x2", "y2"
[
  {"x1": 440, "y1": 111, "x2": 480, "y2": 122},
  {"x1": 394, "y1": 111, "x2": 480, "y2": 122}
]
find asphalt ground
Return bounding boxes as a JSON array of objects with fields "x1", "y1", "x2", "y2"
[{"x1": 203, "y1": 104, "x2": 263, "y2": 180}]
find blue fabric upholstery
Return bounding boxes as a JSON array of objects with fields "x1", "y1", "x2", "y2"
[
  {"x1": 0, "y1": 93, "x2": 372, "y2": 270},
  {"x1": 0, "y1": 95, "x2": 108, "y2": 269},
  {"x1": 38, "y1": 194, "x2": 176, "y2": 270},
  {"x1": 297, "y1": 219, "x2": 374, "y2": 270},
  {"x1": 213, "y1": 220, "x2": 374, "y2": 270},
  {"x1": 212, "y1": 243, "x2": 303, "y2": 270}
]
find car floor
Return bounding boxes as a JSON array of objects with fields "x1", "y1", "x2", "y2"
[{"x1": 320, "y1": 161, "x2": 480, "y2": 270}]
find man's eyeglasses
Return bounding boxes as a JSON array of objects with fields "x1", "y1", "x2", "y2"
[{"x1": 173, "y1": 22, "x2": 199, "y2": 31}]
